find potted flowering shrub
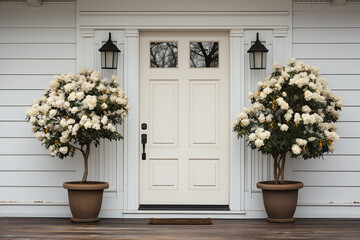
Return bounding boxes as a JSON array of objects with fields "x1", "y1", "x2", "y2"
[
  {"x1": 233, "y1": 58, "x2": 343, "y2": 223},
  {"x1": 26, "y1": 68, "x2": 129, "y2": 222}
]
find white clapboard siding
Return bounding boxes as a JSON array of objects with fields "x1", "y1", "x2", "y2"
[
  {"x1": 0, "y1": 155, "x2": 79, "y2": 171},
  {"x1": 0, "y1": 187, "x2": 68, "y2": 202},
  {"x1": 293, "y1": 172, "x2": 360, "y2": 187},
  {"x1": 293, "y1": 11, "x2": 360, "y2": 28},
  {"x1": 299, "y1": 187, "x2": 360, "y2": 203},
  {"x1": 0, "y1": 171, "x2": 76, "y2": 187},
  {"x1": 0, "y1": 28, "x2": 75, "y2": 44},
  {"x1": 293, "y1": 2, "x2": 360, "y2": 11},
  {"x1": 0, "y1": 75, "x2": 54, "y2": 90},
  {"x1": 0, "y1": 2, "x2": 75, "y2": 11},
  {"x1": 293, "y1": 28, "x2": 360, "y2": 44},
  {"x1": 325, "y1": 75, "x2": 360, "y2": 90},
  {"x1": 0, "y1": 138, "x2": 48, "y2": 155},
  {"x1": 293, "y1": 44, "x2": 360, "y2": 59},
  {"x1": 293, "y1": 2, "x2": 360, "y2": 206},
  {"x1": 0, "y1": 2, "x2": 77, "y2": 205},
  {"x1": 0, "y1": 11, "x2": 75, "y2": 28},
  {"x1": 296, "y1": 59, "x2": 360, "y2": 75},
  {"x1": 0, "y1": 60, "x2": 76, "y2": 74},
  {"x1": 340, "y1": 107, "x2": 360, "y2": 122},
  {"x1": 0, "y1": 107, "x2": 28, "y2": 121},
  {"x1": 0, "y1": 122, "x2": 34, "y2": 138},
  {"x1": 332, "y1": 91, "x2": 360, "y2": 106},
  {"x1": 292, "y1": 155, "x2": 360, "y2": 171},
  {"x1": 0, "y1": 44, "x2": 76, "y2": 59},
  {"x1": 337, "y1": 122, "x2": 360, "y2": 138},
  {"x1": 331, "y1": 139, "x2": 360, "y2": 155},
  {"x1": 0, "y1": 90, "x2": 45, "y2": 106}
]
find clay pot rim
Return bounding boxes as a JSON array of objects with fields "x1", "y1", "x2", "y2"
[
  {"x1": 63, "y1": 181, "x2": 109, "y2": 190},
  {"x1": 257, "y1": 181, "x2": 304, "y2": 191}
]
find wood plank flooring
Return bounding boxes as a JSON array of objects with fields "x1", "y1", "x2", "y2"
[{"x1": 0, "y1": 218, "x2": 360, "y2": 239}]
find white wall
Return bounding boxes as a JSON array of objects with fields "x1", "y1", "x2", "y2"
[
  {"x1": 292, "y1": 2, "x2": 360, "y2": 217},
  {"x1": 0, "y1": 2, "x2": 79, "y2": 216}
]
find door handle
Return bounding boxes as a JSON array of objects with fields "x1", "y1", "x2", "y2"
[{"x1": 141, "y1": 133, "x2": 147, "y2": 160}]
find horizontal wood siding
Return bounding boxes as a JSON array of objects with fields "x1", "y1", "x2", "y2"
[
  {"x1": 0, "y1": 2, "x2": 78, "y2": 204},
  {"x1": 0, "y1": 60, "x2": 76, "y2": 74},
  {"x1": 293, "y1": 2, "x2": 360, "y2": 205},
  {"x1": 0, "y1": 28, "x2": 76, "y2": 43},
  {"x1": 0, "y1": 75, "x2": 56, "y2": 90},
  {"x1": 0, "y1": 44, "x2": 76, "y2": 59}
]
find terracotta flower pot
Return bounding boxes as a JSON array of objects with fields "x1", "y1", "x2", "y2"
[
  {"x1": 257, "y1": 181, "x2": 303, "y2": 223},
  {"x1": 63, "y1": 181, "x2": 109, "y2": 223}
]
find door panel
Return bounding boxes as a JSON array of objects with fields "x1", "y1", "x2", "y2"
[
  {"x1": 149, "y1": 158, "x2": 178, "y2": 190},
  {"x1": 150, "y1": 80, "x2": 178, "y2": 146},
  {"x1": 190, "y1": 158, "x2": 219, "y2": 189},
  {"x1": 190, "y1": 80, "x2": 219, "y2": 146},
  {"x1": 140, "y1": 31, "x2": 229, "y2": 205}
]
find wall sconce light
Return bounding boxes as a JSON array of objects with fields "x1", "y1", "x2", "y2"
[
  {"x1": 247, "y1": 33, "x2": 269, "y2": 70},
  {"x1": 98, "y1": 33, "x2": 121, "y2": 69}
]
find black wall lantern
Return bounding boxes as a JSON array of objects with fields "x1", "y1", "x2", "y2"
[
  {"x1": 98, "y1": 33, "x2": 121, "y2": 69},
  {"x1": 247, "y1": 33, "x2": 269, "y2": 70}
]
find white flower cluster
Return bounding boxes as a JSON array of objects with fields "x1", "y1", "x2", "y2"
[
  {"x1": 248, "y1": 128, "x2": 271, "y2": 147},
  {"x1": 276, "y1": 97, "x2": 289, "y2": 110},
  {"x1": 26, "y1": 68, "x2": 130, "y2": 157},
  {"x1": 233, "y1": 58, "x2": 343, "y2": 157},
  {"x1": 291, "y1": 138, "x2": 307, "y2": 155},
  {"x1": 233, "y1": 112, "x2": 250, "y2": 128},
  {"x1": 272, "y1": 62, "x2": 282, "y2": 71},
  {"x1": 279, "y1": 124, "x2": 288, "y2": 132}
]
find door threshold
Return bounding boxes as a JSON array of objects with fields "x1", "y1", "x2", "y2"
[
  {"x1": 123, "y1": 209, "x2": 246, "y2": 219},
  {"x1": 138, "y1": 204, "x2": 230, "y2": 211}
]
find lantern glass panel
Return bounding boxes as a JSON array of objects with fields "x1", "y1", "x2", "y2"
[
  {"x1": 262, "y1": 52, "x2": 267, "y2": 69},
  {"x1": 101, "y1": 51, "x2": 106, "y2": 69},
  {"x1": 249, "y1": 52, "x2": 254, "y2": 69},
  {"x1": 105, "y1": 51, "x2": 113, "y2": 69},
  {"x1": 255, "y1": 52, "x2": 262, "y2": 69},
  {"x1": 113, "y1": 52, "x2": 118, "y2": 69}
]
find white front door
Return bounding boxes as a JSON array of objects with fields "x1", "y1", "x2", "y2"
[{"x1": 139, "y1": 31, "x2": 230, "y2": 205}]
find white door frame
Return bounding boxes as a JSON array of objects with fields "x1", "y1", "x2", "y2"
[
  {"x1": 78, "y1": 11, "x2": 290, "y2": 214},
  {"x1": 125, "y1": 27, "x2": 244, "y2": 212}
]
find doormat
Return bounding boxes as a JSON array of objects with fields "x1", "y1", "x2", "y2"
[{"x1": 149, "y1": 218, "x2": 212, "y2": 225}]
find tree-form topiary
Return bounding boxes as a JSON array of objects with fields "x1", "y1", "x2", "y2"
[
  {"x1": 233, "y1": 58, "x2": 343, "y2": 184},
  {"x1": 26, "y1": 68, "x2": 129, "y2": 183}
]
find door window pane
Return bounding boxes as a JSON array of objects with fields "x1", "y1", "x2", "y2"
[
  {"x1": 150, "y1": 42, "x2": 178, "y2": 68},
  {"x1": 190, "y1": 42, "x2": 219, "y2": 68}
]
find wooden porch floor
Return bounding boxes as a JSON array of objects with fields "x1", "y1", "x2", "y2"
[{"x1": 0, "y1": 218, "x2": 360, "y2": 239}]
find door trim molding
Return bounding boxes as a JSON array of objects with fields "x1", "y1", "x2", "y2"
[
  {"x1": 77, "y1": 11, "x2": 291, "y2": 214},
  {"x1": 132, "y1": 29, "x2": 244, "y2": 211},
  {"x1": 229, "y1": 29, "x2": 245, "y2": 211}
]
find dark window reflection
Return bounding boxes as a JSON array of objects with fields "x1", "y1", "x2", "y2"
[
  {"x1": 190, "y1": 42, "x2": 219, "y2": 68},
  {"x1": 150, "y1": 42, "x2": 178, "y2": 68}
]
